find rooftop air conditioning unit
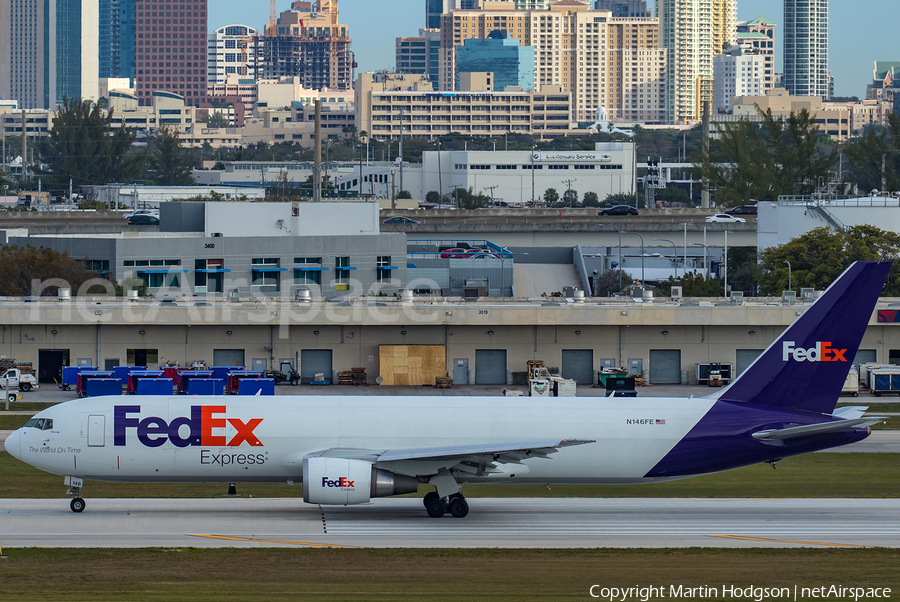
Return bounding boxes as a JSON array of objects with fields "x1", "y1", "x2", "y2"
[
  {"x1": 800, "y1": 287, "x2": 814, "y2": 300},
  {"x1": 782, "y1": 291, "x2": 797, "y2": 306},
  {"x1": 730, "y1": 291, "x2": 744, "y2": 306},
  {"x1": 671, "y1": 286, "x2": 683, "y2": 299}
]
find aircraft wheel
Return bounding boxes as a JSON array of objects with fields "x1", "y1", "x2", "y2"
[
  {"x1": 425, "y1": 498, "x2": 446, "y2": 518},
  {"x1": 448, "y1": 497, "x2": 469, "y2": 518},
  {"x1": 21, "y1": 382, "x2": 31, "y2": 392},
  {"x1": 423, "y1": 491, "x2": 440, "y2": 509},
  {"x1": 70, "y1": 498, "x2": 86, "y2": 513}
]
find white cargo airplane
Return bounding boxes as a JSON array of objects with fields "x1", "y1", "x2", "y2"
[{"x1": 5, "y1": 262, "x2": 890, "y2": 518}]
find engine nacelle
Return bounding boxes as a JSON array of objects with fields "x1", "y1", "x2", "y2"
[{"x1": 302, "y1": 457, "x2": 419, "y2": 505}]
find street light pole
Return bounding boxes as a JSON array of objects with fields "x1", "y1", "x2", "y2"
[
  {"x1": 629, "y1": 231, "x2": 645, "y2": 283},
  {"x1": 691, "y1": 243, "x2": 710, "y2": 279},
  {"x1": 397, "y1": 109, "x2": 405, "y2": 206},
  {"x1": 783, "y1": 259, "x2": 792, "y2": 292},
  {"x1": 435, "y1": 140, "x2": 442, "y2": 204},
  {"x1": 611, "y1": 225, "x2": 623, "y2": 290},
  {"x1": 654, "y1": 238, "x2": 678, "y2": 278}
]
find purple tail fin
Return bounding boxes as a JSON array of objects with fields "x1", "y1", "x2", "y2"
[{"x1": 720, "y1": 261, "x2": 891, "y2": 414}]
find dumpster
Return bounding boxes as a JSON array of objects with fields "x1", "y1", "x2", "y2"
[
  {"x1": 137, "y1": 378, "x2": 174, "y2": 395},
  {"x1": 77, "y1": 371, "x2": 114, "y2": 397},
  {"x1": 226, "y1": 371, "x2": 263, "y2": 394},
  {"x1": 187, "y1": 378, "x2": 225, "y2": 396},
  {"x1": 238, "y1": 378, "x2": 275, "y2": 396},
  {"x1": 127, "y1": 370, "x2": 164, "y2": 394},
  {"x1": 85, "y1": 378, "x2": 123, "y2": 397},
  {"x1": 211, "y1": 366, "x2": 243, "y2": 381},
  {"x1": 177, "y1": 370, "x2": 213, "y2": 394},
  {"x1": 63, "y1": 366, "x2": 97, "y2": 388}
]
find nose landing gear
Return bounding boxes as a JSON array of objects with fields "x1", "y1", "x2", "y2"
[{"x1": 65, "y1": 476, "x2": 86, "y2": 512}]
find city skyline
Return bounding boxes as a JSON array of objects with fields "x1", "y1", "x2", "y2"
[{"x1": 210, "y1": 0, "x2": 890, "y2": 98}]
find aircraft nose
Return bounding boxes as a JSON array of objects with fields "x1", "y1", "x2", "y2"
[{"x1": 4, "y1": 428, "x2": 22, "y2": 460}]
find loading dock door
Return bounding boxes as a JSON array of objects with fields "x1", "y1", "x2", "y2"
[
  {"x1": 735, "y1": 349, "x2": 764, "y2": 375},
  {"x1": 475, "y1": 349, "x2": 507, "y2": 384},
  {"x1": 562, "y1": 349, "x2": 593, "y2": 384},
  {"x1": 853, "y1": 349, "x2": 877, "y2": 369},
  {"x1": 301, "y1": 350, "x2": 333, "y2": 384},
  {"x1": 649, "y1": 349, "x2": 681, "y2": 384},
  {"x1": 87, "y1": 415, "x2": 105, "y2": 447},
  {"x1": 38, "y1": 349, "x2": 70, "y2": 384},
  {"x1": 213, "y1": 349, "x2": 245, "y2": 367}
]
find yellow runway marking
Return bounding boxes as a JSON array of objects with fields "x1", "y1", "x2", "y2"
[
  {"x1": 706, "y1": 535, "x2": 869, "y2": 548},
  {"x1": 188, "y1": 534, "x2": 352, "y2": 548}
]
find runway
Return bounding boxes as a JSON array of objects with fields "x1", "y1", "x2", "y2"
[{"x1": 1, "y1": 497, "x2": 897, "y2": 549}]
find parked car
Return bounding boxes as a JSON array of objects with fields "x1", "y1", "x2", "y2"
[
  {"x1": 469, "y1": 252, "x2": 501, "y2": 259},
  {"x1": 383, "y1": 216, "x2": 420, "y2": 224},
  {"x1": 127, "y1": 214, "x2": 160, "y2": 225},
  {"x1": 123, "y1": 209, "x2": 159, "y2": 220},
  {"x1": 598, "y1": 205, "x2": 639, "y2": 216},
  {"x1": 725, "y1": 205, "x2": 758, "y2": 215},
  {"x1": 440, "y1": 248, "x2": 470, "y2": 258},
  {"x1": 705, "y1": 214, "x2": 746, "y2": 223}
]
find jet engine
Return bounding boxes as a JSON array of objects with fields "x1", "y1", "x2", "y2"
[{"x1": 302, "y1": 457, "x2": 419, "y2": 505}]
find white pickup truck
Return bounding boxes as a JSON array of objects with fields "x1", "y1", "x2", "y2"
[{"x1": 0, "y1": 368, "x2": 39, "y2": 392}]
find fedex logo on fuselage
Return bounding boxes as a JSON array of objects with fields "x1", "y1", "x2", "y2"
[
  {"x1": 322, "y1": 477, "x2": 355, "y2": 489},
  {"x1": 114, "y1": 405, "x2": 263, "y2": 448},
  {"x1": 782, "y1": 341, "x2": 847, "y2": 363}
]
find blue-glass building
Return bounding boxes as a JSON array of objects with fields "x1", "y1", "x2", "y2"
[
  {"x1": 455, "y1": 31, "x2": 535, "y2": 92},
  {"x1": 99, "y1": 0, "x2": 136, "y2": 82}
]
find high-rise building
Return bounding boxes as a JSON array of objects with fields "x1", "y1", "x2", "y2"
[
  {"x1": 254, "y1": 3, "x2": 354, "y2": 90},
  {"x1": 99, "y1": 0, "x2": 136, "y2": 83},
  {"x1": 441, "y1": 4, "x2": 665, "y2": 123},
  {"x1": 784, "y1": 0, "x2": 829, "y2": 99},
  {"x1": 867, "y1": 61, "x2": 900, "y2": 101},
  {"x1": 592, "y1": 0, "x2": 650, "y2": 17},
  {"x1": 1, "y1": 0, "x2": 56, "y2": 109},
  {"x1": 456, "y1": 31, "x2": 535, "y2": 91},
  {"x1": 736, "y1": 15, "x2": 775, "y2": 93},
  {"x1": 396, "y1": 28, "x2": 443, "y2": 85},
  {"x1": 134, "y1": 0, "x2": 208, "y2": 106},
  {"x1": 208, "y1": 25, "x2": 258, "y2": 85},
  {"x1": 660, "y1": 0, "x2": 736, "y2": 124},
  {"x1": 56, "y1": 0, "x2": 100, "y2": 105},
  {"x1": 713, "y1": 45, "x2": 764, "y2": 113}
]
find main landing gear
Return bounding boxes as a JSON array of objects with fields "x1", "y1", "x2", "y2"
[{"x1": 423, "y1": 491, "x2": 469, "y2": 518}]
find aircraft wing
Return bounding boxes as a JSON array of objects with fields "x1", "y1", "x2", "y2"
[
  {"x1": 752, "y1": 417, "x2": 885, "y2": 441},
  {"x1": 305, "y1": 438, "x2": 594, "y2": 477}
]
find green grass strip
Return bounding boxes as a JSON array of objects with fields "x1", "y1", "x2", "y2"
[
  {"x1": 0, "y1": 548, "x2": 897, "y2": 602},
  {"x1": 1, "y1": 451, "x2": 897, "y2": 499}
]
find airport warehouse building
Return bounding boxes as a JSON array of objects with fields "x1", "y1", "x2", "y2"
[{"x1": 3, "y1": 295, "x2": 896, "y2": 386}]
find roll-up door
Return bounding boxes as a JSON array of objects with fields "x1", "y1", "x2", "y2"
[
  {"x1": 562, "y1": 349, "x2": 593, "y2": 384},
  {"x1": 649, "y1": 349, "x2": 681, "y2": 384},
  {"x1": 475, "y1": 349, "x2": 507, "y2": 384}
]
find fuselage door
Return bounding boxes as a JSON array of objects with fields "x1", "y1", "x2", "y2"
[{"x1": 88, "y1": 415, "x2": 105, "y2": 447}]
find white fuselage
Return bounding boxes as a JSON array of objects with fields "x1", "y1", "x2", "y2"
[{"x1": 11, "y1": 395, "x2": 717, "y2": 485}]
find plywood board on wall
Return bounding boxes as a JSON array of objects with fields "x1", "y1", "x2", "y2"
[{"x1": 379, "y1": 345, "x2": 446, "y2": 386}]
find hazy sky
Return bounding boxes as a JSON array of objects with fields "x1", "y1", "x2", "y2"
[{"x1": 211, "y1": 0, "x2": 889, "y2": 97}]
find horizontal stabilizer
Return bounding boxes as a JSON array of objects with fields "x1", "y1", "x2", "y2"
[
  {"x1": 752, "y1": 418, "x2": 885, "y2": 441},
  {"x1": 831, "y1": 406, "x2": 869, "y2": 419}
]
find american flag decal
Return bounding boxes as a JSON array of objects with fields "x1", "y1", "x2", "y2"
[{"x1": 656, "y1": 419, "x2": 666, "y2": 425}]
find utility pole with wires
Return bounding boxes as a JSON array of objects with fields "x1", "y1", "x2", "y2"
[{"x1": 484, "y1": 184, "x2": 498, "y2": 205}]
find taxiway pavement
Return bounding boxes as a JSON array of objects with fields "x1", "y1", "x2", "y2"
[{"x1": 1, "y1": 497, "x2": 897, "y2": 549}]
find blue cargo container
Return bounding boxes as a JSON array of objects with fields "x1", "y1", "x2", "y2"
[
  {"x1": 211, "y1": 366, "x2": 243, "y2": 380},
  {"x1": 137, "y1": 378, "x2": 175, "y2": 395},
  {"x1": 187, "y1": 378, "x2": 225, "y2": 395},
  {"x1": 62, "y1": 366, "x2": 97, "y2": 386},
  {"x1": 85, "y1": 378, "x2": 124, "y2": 397},
  {"x1": 238, "y1": 379, "x2": 275, "y2": 396},
  {"x1": 867, "y1": 368, "x2": 900, "y2": 396},
  {"x1": 112, "y1": 366, "x2": 137, "y2": 380}
]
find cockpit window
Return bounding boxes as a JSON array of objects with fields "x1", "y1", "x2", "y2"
[{"x1": 23, "y1": 417, "x2": 53, "y2": 429}]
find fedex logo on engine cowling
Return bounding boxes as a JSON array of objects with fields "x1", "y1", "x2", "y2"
[
  {"x1": 114, "y1": 405, "x2": 263, "y2": 448},
  {"x1": 322, "y1": 477, "x2": 355, "y2": 489},
  {"x1": 782, "y1": 341, "x2": 847, "y2": 362}
]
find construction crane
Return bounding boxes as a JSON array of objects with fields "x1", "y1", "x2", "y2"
[{"x1": 270, "y1": 0, "x2": 276, "y2": 36}]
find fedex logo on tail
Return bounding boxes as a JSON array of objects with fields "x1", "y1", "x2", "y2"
[
  {"x1": 114, "y1": 405, "x2": 263, "y2": 448},
  {"x1": 782, "y1": 341, "x2": 847, "y2": 363}
]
